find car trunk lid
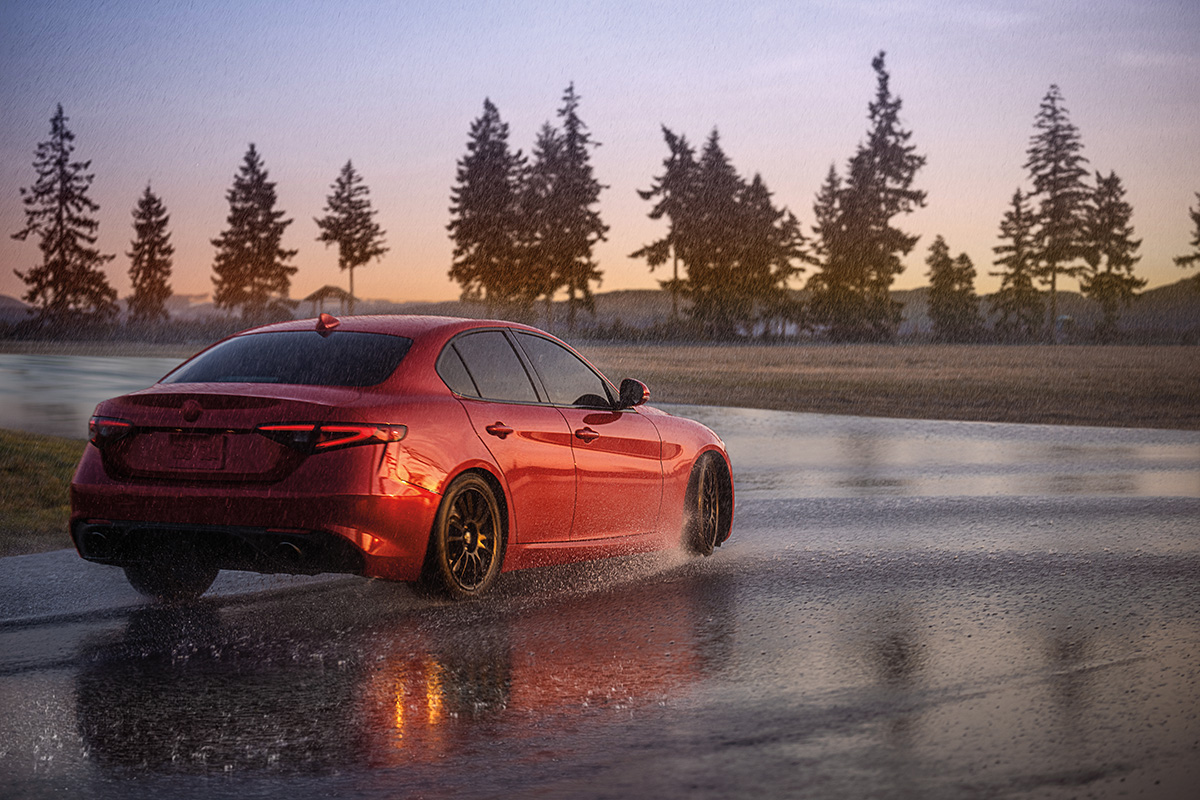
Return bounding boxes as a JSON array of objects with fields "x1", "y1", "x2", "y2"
[{"x1": 94, "y1": 384, "x2": 365, "y2": 482}]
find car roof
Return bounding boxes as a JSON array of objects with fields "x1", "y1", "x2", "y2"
[{"x1": 236, "y1": 315, "x2": 536, "y2": 340}]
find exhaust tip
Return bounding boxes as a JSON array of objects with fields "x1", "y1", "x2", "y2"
[
  {"x1": 82, "y1": 530, "x2": 109, "y2": 558},
  {"x1": 276, "y1": 541, "x2": 304, "y2": 562}
]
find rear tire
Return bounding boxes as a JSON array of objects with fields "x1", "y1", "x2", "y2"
[
  {"x1": 420, "y1": 473, "x2": 505, "y2": 600},
  {"x1": 124, "y1": 560, "x2": 218, "y2": 602},
  {"x1": 685, "y1": 455, "x2": 729, "y2": 556}
]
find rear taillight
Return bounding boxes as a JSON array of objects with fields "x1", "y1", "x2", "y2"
[
  {"x1": 88, "y1": 416, "x2": 134, "y2": 448},
  {"x1": 256, "y1": 423, "x2": 407, "y2": 454}
]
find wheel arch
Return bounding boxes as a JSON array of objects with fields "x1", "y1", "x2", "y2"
[{"x1": 433, "y1": 464, "x2": 512, "y2": 569}]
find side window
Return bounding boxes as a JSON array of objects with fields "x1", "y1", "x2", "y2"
[
  {"x1": 436, "y1": 346, "x2": 479, "y2": 397},
  {"x1": 450, "y1": 331, "x2": 539, "y2": 403},
  {"x1": 514, "y1": 332, "x2": 613, "y2": 408}
]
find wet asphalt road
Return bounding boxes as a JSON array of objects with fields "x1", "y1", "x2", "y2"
[{"x1": 2, "y1": 406, "x2": 1199, "y2": 799}]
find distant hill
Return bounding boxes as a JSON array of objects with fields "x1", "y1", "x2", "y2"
[{"x1": 0, "y1": 295, "x2": 30, "y2": 325}]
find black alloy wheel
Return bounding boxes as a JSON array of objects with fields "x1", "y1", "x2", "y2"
[{"x1": 422, "y1": 473, "x2": 504, "y2": 599}]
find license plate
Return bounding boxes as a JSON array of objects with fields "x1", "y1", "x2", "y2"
[{"x1": 169, "y1": 433, "x2": 225, "y2": 469}]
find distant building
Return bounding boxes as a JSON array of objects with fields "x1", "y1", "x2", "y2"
[{"x1": 303, "y1": 285, "x2": 356, "y2": 317}]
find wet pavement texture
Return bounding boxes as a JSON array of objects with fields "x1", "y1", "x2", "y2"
[{"x1": 1, "y1": 405, "x2": 1198, "y2": 799}]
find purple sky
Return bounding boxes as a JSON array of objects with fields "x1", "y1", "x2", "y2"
[{"x1": 2, "y1": 0, "x2": 1198, "y2": 305}]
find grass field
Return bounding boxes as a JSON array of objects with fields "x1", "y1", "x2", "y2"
[
  {"x1": 1, "y1": 341, "x2": 1196, "y2": 558},
  {"x1": 0, "y1": 428, "x2": 84, "y2": 557},
  {"x1": 582, "y1": 343, "x2": 1200, "y2": 431}
]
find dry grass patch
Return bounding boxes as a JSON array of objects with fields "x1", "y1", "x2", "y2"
[
  {"x1": 0, "y1": 429, "x2": 85, "y2": 556},
  {"x1": 581, "y1": 343, "x2": 1199, "y2": 430}
]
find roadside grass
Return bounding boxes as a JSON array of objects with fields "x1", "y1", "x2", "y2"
[{"x1": 0, "y1": 428, "x2": 85, "y2": 556}]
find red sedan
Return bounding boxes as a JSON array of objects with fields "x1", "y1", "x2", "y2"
[{"x1": 70, "y1": 315, "x2": 733, "y2": 601}]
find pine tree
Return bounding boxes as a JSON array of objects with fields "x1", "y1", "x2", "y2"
[
  {"x1": 11, "y1": 104, "x2": 117, "y2": 325},
  {"x1": 1079, "y1": 171, "x2": 1145, "y2": 341},
  {"x1": 807, "y1": 52, "x2": 926, "y2": 341},
  {"x1": 633, "y1": 129, "x2": 807, "y2": 338},
  {"x1": 448, "y1": 99, "x2": 527, "y2": 311},
  {"x1": 925, "y1": 236, "x2": 981, "y2": 342},
  {"x1": 810, "y1": 165, "x2": 843, "y2": 266},
  {"x1": 990, "y1": 189, "x2": 1044, "y2": 341},
  {"x1": 551, "y1": 83, "x2": 608, "y2": 331},
  {"x1": 315, "y1": 160, "x2": 388, "y2": 315},
  {"x1": 126, "y1": 185, "x2": 174, "y2": 323},
  {"x1": 738, "y1": 174, "x2": 809, "y2": 337},
  {"x1": 521, "y1": 122, "x2": 567, "y2": 320},
  {"x1": 1174, "y1": 193, "x2": 1200, "y2": 289},
  {"x1": 1024, "y1": 85, "x2": 1091, "y2": 339},
  {"x1": 631, "y1": 127, "x2": 699, "y2": 320},
  {"x1": 211, "y1": 144, "x2": 298, "y2": 322},
  {"x1": 686, "y1": 130, "x2": 748, "y2": 336}
]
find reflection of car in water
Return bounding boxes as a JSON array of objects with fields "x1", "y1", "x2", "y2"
[
  {"x1": 70, "y1": 316, "x2": 734, "y2": 601},
  {"x1": 74, "y1": 572, "x2": 734, "y2": 775}
]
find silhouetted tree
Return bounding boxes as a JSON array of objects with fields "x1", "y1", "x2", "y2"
[
  {"x1": 1174, "y1": 193, "x2": 1200, "y2": 289},
  {"x1": 925, "y1": 235, "x2": 981, "y2": 341},
  {"x1": 550, "y1": 83, "x2": 608, "y2": 331},
  {"x1": 990, "y1": 189, "x2": 1044, "y2": 341},
  {"x1": 1079, "y1": 171, "x2": 1144, "y2": 341},
  {"x1": 521, "y1": 122, "x2": 567, "y2": 318},
  {"x1": 211, "y1": 144, "x2": 298, "y2": 322},
  {"x1": 11, "y1": 104, "x2": 117, "y2": 325},
  {"x1": 126, "y1": 185, "x2": 174, "y2": 322},
  {"x1": 634, "y1": 129, "x2": 806, "y2": 337},
  {"x1": 807, "y1": 52, "x2": 926, "y2": 341},
  {"x1": 810, "y1": 165, "x2": 842, "y2": 265},
  {"x1": 631, "y1": 127, "x2": 699, "y2": 320},
  {"x1": 1025, "y1": 85, "x2": 1090, "y2": 339},
  {"x1": 315, "y1": 160, "x2": 388, "y2": 315},
  {"x1": 737, "y1": 173, "x2": 809, "y2": 337},
  {"x1": 685, "y1": 130, "x2": 748, "y2": 336},
  {"x1": 448, "y1": 99, "x2": 527, "y2": 311}
]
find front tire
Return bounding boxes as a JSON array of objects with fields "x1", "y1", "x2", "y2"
[
  {"x1": 420, "y1": 473, "x2": 505, "y2": 600},
  {"x1": 124, "y1": 560, "x2": 218, "y2": 602},
  {"x1": 686, "y1": 455, "x2": 729, "y2": 556}
]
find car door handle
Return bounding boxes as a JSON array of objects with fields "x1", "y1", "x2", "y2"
[
  {"x1": 574, "y1": 427, "x2": 600, "y2": 443},
  {"x1": 485, "y1": 423, "x2": 514, "y2": 439}
]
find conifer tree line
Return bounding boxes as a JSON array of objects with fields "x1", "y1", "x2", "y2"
[
  {"x1": 631, "y1": 128, "x2": 809, "y2": 338},
  {"x1": 448, "y1": 83, "x2": 607, "y2": 330},
  {"x1": 10, "y1": 70, "x2": 1200, "y2": 339},
  {"x1": 10, "y1": 108, "x2": 388, "y2": 328},
  {"x1": 627, "y1": 60, "x2": 1174, "y2": 342}
]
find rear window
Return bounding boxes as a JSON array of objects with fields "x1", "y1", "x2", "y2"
[{"x1": 162, "y1": 331, "x2": 412, "y2": 387}]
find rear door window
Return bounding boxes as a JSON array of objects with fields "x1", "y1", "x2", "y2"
[
  {"x1": 162, "y1": 331, "x2": 412, "y2": 386},
  {"x1": 446, "y1": 331, "x2": 540, "y2": 403}
]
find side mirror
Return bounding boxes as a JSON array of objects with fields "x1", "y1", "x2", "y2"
[{"x1": 618, "y1": 378, "x2": 649, "y2": 409}]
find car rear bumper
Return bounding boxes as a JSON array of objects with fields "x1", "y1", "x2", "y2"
[
  {"x1": 70, "y1": 469, "x2": 443, "y2": 582},
  {"x1": 71, "y1": 519, "x2": 367, "y2": 576}
]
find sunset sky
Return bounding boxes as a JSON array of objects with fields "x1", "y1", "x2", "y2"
[{"x1": 2, "y1": 0, "x2": 1198, "y2": 307}]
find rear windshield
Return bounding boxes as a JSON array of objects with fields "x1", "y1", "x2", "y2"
[{"x1": 162, "y1": 331, "x2": 412, "y2": 387}]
